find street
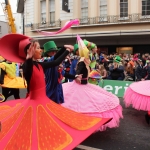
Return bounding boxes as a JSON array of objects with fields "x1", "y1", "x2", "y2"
[{"x1": 2, "y1": 89, "x2": 150, "y2": 150}]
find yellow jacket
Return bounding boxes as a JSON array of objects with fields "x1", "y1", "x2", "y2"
[{"x1": 0, "y1": 62, "x2": 16, "y2": 79}]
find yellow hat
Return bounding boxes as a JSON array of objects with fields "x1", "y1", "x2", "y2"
[{"x1": 77, "y1": 35, "x2": 89, "y2": 59}]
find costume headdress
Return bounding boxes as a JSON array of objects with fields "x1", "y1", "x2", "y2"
[
  {"x1": 73, "y1": 44, "x2": 79, "y2": 54},
  {"x1": 77, "y1": 35, "x2": 89, "y2": 59},
  {"x1": 89, "y1": 70, "x2": 101, "y2": 79},
  {"x1": 0, "y1": 34, "x2": 31, "y2": 63},
  {"x1": 83, "y1": 39, "x2": 96, "y2": 50}
]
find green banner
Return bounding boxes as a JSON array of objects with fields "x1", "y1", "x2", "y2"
[
  {"x1": 89, "y1": 79, "x2": 133, "y2": 97},
  {"x1": 99, "y1": 80, "x2": 133, "y2": 97}
]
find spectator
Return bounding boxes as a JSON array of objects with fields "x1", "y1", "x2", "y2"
[
  {"x1": 145, "y1": 60, "x2": 150, "y2": 80},
  {"x1": 96, "y1": 64, "x2": 107, "y2": 79},
  {"x1": 89, "y1": 44, "x2": 98, "y2": 69},
  {"x1": 129, "y1": 54, "x2": 133, "y2": 60},
  {"x1": 135, "y1": 59, "x2": 146, "y2": 81},
  {"x1": 63, "y1": 55, "x2": 71, "y2": 82},
  {"x1": 109, "y1": 54, "x2": 114, "y2": 63},
  {"x1": 101, "y1": 54, "x2": 109, "y2": 71},
  {"x1": 99, "y1": 53, "x2": 104, "y2": 63},
  {"x1": 69, "y1": 44, "x2": 80, "y2": 82},
  {"x1": 133, "y1": 54, "x2": 139, "y2": 61},
  {"x1": 124, "y1": 60, "x2": 135, "y2": 81},
  {"x1": 107, "y1": 56, "x2": 124, "y2": 80}
]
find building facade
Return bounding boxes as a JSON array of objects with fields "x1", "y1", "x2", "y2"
[
  {"x1": 0, "y1": 13, "x2": 23, "y2": 34},
  {"x1": 17, "y1": 0, "x2": 150, "y2": 54},
  {"x1": 0, "y1": 21, "x2": 9, "y2": 38}
]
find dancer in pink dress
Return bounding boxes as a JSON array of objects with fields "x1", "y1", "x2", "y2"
[
  {"x1": 62, "y1": 35, "x2": 123, "y2": 131},
  {"x1": 124, "y1": 79, "x2": 150, "y2": 124},
  {"x1": 0, "y1": 34, "x2": 111, "y2": 150}
]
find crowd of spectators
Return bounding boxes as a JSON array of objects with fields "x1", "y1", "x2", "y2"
[{"x1": 95, "y1": 52, "x2": 150, "y2": 81}]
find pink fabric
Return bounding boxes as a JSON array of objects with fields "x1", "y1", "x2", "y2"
[
  {"x1": 62, "y1": 81, "x2": 123, "y2": 131},
  {"x1": 77, "y1": 34, "x2": 81, "y2": 41},
  {"x1": 130, "y1": 80, "x2": 150, "y2": 96},
  {"x1": 124, "y1": 82, "x2": 150, "y2": 111},
  {"x1": 38, "y1": 19, "x2": 79, "y2": 36},
  {"x1": 85, "y1": 105, "x2": 123, "y2": 131}
]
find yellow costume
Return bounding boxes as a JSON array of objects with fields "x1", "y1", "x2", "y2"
[{"x1": 0, "y1": 62, "x2": 26, "y2": 88}]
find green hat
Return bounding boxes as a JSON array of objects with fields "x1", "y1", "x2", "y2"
[
  {"x1": 73, "y1": 44, "x2": 79, "y2": 54},
  {"x1": 90, "y1": 43, "x2": 96, "y2": 49},
  {"x1": 83, "y1": 39, "x2": 96, "y2": 50},
  {"x1": 43, "y1": 41, "x2": 59, "y2": 56},
  {"x1": 83, "y1": 39, "x2": 89, "y2": 46},
  {"x1": 114, "y1": 56, "x2": 121, "y2": 63}
]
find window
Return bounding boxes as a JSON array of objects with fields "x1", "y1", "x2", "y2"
[
  {"x1": 100, "y1": 0, "x2": 107, "y2": 16},
  {"x1": 120, "y1": 0, "x2": 128, "y2": 17},
  {"x1": 99, "y1": 0, "x2": 107, "y2": 21},
  {"x1": 81, "y1": 0, "x2": 88, "y2": 19},
  {"x1": 49, "y1": 0, "x2": 55, "y2": 23},
  {"x1": 142, "y1": 0, "x2": 150, "y2": 16},
  {"x1": 41, "y1": 0, "x2": 46, "y2": 23}
]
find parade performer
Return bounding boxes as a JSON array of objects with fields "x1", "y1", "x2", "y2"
[
  {"x1": 69, "y1": 43, "x2": 80, "y2": 82},
  {"x1": 42, "y1": 41, "x2": 76, "y2": 104},
  {"x1": 0, "y1": 60, "x2": 25, "y2": 102},
  {"x1": 124, "y1": 74, "x2": 150, "y2": 124},
  {"x1": 0, "y1": 33, "x2": 111, "y2": 150},
  {"x1": 62, "y1": 35, "x2": 123, "y2": 131},
  {"x1": 84, "y1": 39, "x2": 99, "y2": 70},
  {"x1": 63, "y1": 55, "x2": 71, "y2": 82}
]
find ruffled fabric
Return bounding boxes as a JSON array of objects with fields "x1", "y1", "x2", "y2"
[
  {"x1": 62, "y1": 81, "x2": 123, "y2": 131},
  {"x1": 84, "y1": 105, "x2": 123, "y2": 131},
  {"x1": 124, "y1": 83, "x2": 150, "y2": 111}
]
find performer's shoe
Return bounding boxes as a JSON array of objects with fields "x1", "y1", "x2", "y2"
[{"x1": 145, "y1": 113, "x2": 150, "y2": 124}]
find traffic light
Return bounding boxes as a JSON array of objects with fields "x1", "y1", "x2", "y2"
[{"x1": 62, "y1": 0, "x2": 70, "y2": 12}]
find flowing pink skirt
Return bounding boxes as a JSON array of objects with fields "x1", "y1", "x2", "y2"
[
  {"x1": 124, "y1": 80, "x2": 150, "y2": 111},
  {"x1": 62, "y1": 81, "x2": 123, "y2": 131}
]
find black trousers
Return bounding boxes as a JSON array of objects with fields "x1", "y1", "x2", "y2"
[{"x1": 2, "y1": 87, "x2": 20, "y2": 100}]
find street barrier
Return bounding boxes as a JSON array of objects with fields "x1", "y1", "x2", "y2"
[{"x1": 89, "y1": 79, "x2": 133, "y2": 97}]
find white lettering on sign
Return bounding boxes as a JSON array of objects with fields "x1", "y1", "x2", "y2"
[
  {"x1": 103, "y1": 84, "x2": 130, "y2": 95},
  {"x1": 114, "y1": 86, "x2": 122, "y2": 95},
  {"x1": 124, "y1": 83, "x2": 129, "y2": 91},
  {"x1": 104, "y1": 85, "x2": 113, "y2": 92}
]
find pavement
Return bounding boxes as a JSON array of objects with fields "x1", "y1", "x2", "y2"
[{"x1": 1, "y1": 89, "x2": 150, "y2": 150}]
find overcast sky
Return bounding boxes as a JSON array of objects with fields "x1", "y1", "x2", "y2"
[{"x1": 0, "y1": 0, "x2": 17, "y2": 15}]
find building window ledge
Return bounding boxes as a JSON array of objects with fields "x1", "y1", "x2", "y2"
[
  {"x1": 71, "y1": 21, "x2": 150, "y2": 28},
  {"x1": 31, "y1": 20, "x2": 61, "y2": 31},
  {"x1": 98, "y1": 16, "x2": 108, "y2": 22},
  {"x1": 118, "y1": 17, "x2": 129, "y2": 21},
  {"x1": 49, "y1": 23, "x2": 56, "y2": 26},
  {"x1": 80, "y1": 19, "x2": 89, "y2": 24},
  {"x1": 98, "y1": 19, "x2": 108, "y2": 23},
  {"x1": 140, "y1": 15, "x2": 150, "y2": 19},
  {"x1": 31, "y1": 27, "x2": 61, "y2": 32}
]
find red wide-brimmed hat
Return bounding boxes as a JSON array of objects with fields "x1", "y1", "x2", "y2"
[{"x1": 0, "y1": 34, "x2": 31, "y2": 63}]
